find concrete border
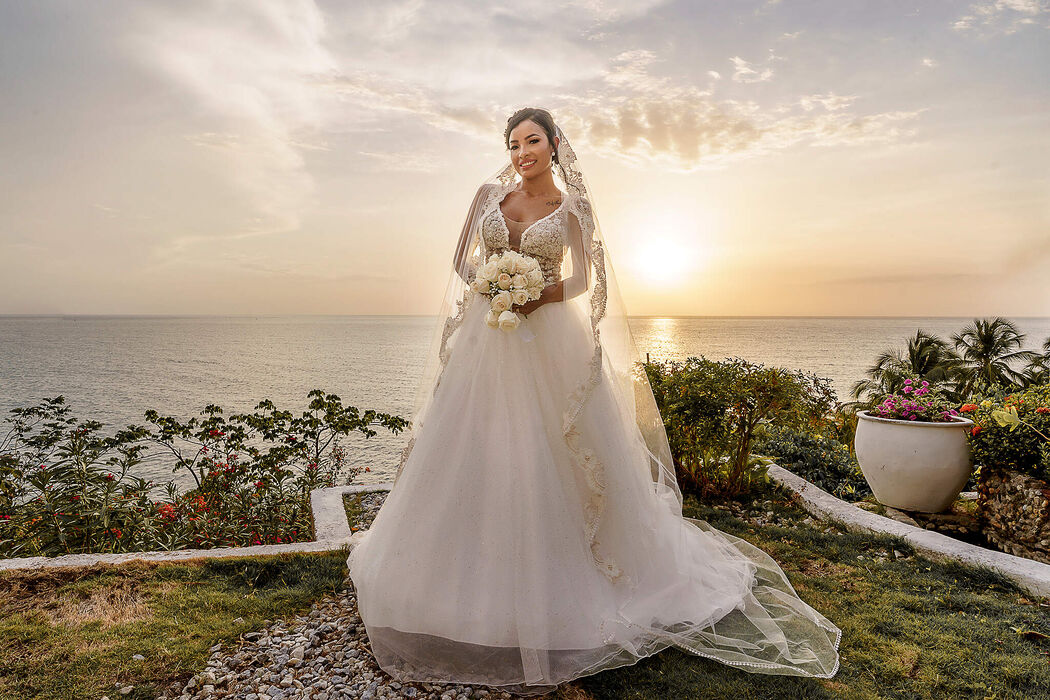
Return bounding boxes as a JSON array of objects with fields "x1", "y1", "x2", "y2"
[
  {"x1": 767, "y1": 464, "x2": 1050, "y2": 598},
  {"x1": 0, "y1": 482, "x2": 395, "y2": 572},
  {"x1": 6, "y1": 467, "x2": 1050, "y2": 599}
]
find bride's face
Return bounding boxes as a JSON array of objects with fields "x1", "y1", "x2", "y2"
[{"x1": 508, "y1": 120, "x2": 557, "y2": 180}]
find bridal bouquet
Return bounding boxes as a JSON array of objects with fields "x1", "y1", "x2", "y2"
[{"x1": 470, "y1": 251, "x2": 545, "y2": 331}]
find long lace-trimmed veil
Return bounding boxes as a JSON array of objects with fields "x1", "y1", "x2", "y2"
[
  {"x1": 396, "y1": 124, "x2": 682, "y2": 520},
  {"x1": 384, "y1": 118, "x2": 842, "y2": 683}
]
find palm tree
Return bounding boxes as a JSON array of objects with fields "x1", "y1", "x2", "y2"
[
  {"x1": 951, "y1": 317, "x2": 1041, "y2": 394},
  {"x1": 848, "y1": 329, "x2": 963, "y2": 408},
  {"x1": 1019, "y1": 335, "x2": 1050, "y2": 387}
]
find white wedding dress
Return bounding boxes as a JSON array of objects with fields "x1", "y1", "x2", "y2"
[{"x1": 346, "y1": 188, "x2": 841, "y2": 694}]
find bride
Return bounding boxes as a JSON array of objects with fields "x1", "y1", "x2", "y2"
[{"x1": 346, "y1": 107, "x2": 841, "y2": 695}]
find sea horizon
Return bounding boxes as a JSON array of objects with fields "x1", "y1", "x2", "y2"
[{"x1": 3, "y1": 314, "x2": 1048, "y2": 487}]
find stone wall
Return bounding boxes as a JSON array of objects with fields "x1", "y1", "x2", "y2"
[{"x1": 977, "y1": 468, "x2": 1050, "y2": 565}]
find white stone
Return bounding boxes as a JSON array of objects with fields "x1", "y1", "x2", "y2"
[{"x1": 767, "y1": 463, "x2": 1050, "y2": 598}]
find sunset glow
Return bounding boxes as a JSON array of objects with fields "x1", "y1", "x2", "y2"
[{"x1": 0, "y1": 2, "x2": 1046, "y2": 316}]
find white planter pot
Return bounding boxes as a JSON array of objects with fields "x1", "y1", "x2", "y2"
[{"x1": 854, "y1": 410, "x2": 974, "y2": 513}]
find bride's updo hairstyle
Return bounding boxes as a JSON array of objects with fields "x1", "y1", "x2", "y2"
[{"x1": 504, "y1": 107, "x2": 560, "y2": 165}]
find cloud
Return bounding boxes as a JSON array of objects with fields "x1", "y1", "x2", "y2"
[
  {"x1": 821, "y1": 234, "x2": 1050, "y2": 287},
  {"x1": 129, "y1": 0, "x2": 342, "y2": 237},
  {"x1": 1002, "y1": 232, "x2": 1050, "y2": 272},
  {"x1": 547, "y1": 52, "x2": 923, "y2": 171},
  {"x1": 730, "y1": 55, "x2": 776, "y2": 84},
  {"x1": 568, "y1": 0, "x2": 671, "y2": 22},
  {"x1": 312, "y1": 70, "x2": 496, "y2": 139},
  {"x1": 952, "y1": 0, "x2": 1050, "y2": 36},
  {"x1": 798, "y1": 93, "x2": 856, "y2": 111}
]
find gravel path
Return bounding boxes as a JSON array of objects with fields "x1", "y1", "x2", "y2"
[
  {"x1": 156, "y1": 586, "x2": 518, "y2": 700},
  {"x1": 347, "y1": 491, "x2": 387, "y2": 532},
  {"x1": 156, "y1": 491, "x2": 521, "y2": 700}
]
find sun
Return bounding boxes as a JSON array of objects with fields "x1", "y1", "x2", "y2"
[
  {"x1": 626, "y1": 210, "x2": 711, "y2": 287},
  {"x1": 634, "y1": 238, "x2": 695, "y2": 285}
]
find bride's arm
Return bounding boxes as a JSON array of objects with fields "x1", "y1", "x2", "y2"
[
  {"x1": 452, "y1": 184, "x2": 492, "y2": 283},
  {"x1": 520, "y1": 208, "x2": 591, "y2": 314},
  {"x1": 561, "y1": 208, "x2": 591, "y2": 301}
]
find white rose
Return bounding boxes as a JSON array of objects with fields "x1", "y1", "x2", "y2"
[
  {"x1": 510, "y1": 274, "x2": 526, "y2": 289},
  {"x1": 491, "y1": 291, "x2": 512, "y2": 312},
  {"x1": 527, "y1": 283, "x2": 544, "y2": 299},
  {"x1": 498, "y1": 310, "x2": 520, "y2": 331},
  {"x1": 471, "y1": 278, "x2": 490, "y2": 294},
  {"x1": 485, "y1": 309, "x2": 500, "y2": 328},
  {"x1": 479, "y1": 262, "x2": 499, "y2": 282},
  {"x1": 497, "y1": 272, "x2": 512, "y2": 289},
  {"x1": 512, "y1": 290, "x2": 528, "y2": 306},
  {"x1": 526, "y1": 269, "x2": 544, "y2": 286}
]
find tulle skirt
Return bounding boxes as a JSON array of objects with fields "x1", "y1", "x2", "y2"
[{"x1": 346, "y1": 296, "x2": 841, "y2": 695}]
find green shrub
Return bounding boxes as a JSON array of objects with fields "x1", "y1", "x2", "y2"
[
  {"x1": 752, "y1": 424, "x2": 872, "y2": 501},
  {"x1": 644, "y1": 356, "x2": 837, "y2": 499},
  {"x1": 0, "y1": 391, "x2": 408, "y2": 558},
  {"x1": 965, "y1": 385, "x2": 1050, "y2": 481}
]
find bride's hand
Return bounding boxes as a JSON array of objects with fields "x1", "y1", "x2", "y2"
[
  {"x1": 517, "y1": 282, "x2": 562, "y2": 317},
  {"x1": 517, "y1": 298, "x2": 543, "y2": 316}
]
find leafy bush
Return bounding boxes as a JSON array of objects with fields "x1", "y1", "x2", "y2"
[
  {"x1": 752, "y1": 424, "x2": 871, "y2": 501},
  {"x1": 644, "y1": 356, "x2": 837, "y2": 499},
  {"x1": 0, "y1": 391, "x2": 408, "y2": 558},
  {"x1": 964, "y1": 385, "x2": 1050, "y2": 481}
]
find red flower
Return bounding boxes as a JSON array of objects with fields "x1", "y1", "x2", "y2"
[
  {"x1": 970, "y1": 425, "x2": 983, "y2": 437},
  {"x1": 1037, "y1": 407, "x2": 1050, "y2": 414},
  {"x1": 959, "y1": 404, "x2": 978, "y2": 413}
]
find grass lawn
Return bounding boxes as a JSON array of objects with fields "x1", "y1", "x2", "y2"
[
  {"x1": 2, "y1": 481, "x2": 1048, "y2": 699},
  {"x1": 0, "y1": 550, "x2": 350, "y2": 699},
  {"x1": 574, "y1": 483, "x2": 1050, "y2": 699}
]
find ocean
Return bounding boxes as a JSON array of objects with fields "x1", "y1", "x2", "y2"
[{"x1": 2, "y1": 315, "x2": 1048, "y2": 488}]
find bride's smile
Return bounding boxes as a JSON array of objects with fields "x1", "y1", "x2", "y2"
[{"x1": 508, "y1": 119, "x2": 559, "y2": 181}]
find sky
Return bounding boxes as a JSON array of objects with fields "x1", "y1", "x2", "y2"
[{"x1": 0, "y1": 0, "x2": 1047, "y2": 317}]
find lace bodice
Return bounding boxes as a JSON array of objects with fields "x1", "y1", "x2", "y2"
[{"x1": 481, "y1": 201, "x2": 567, "y2": 287}]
